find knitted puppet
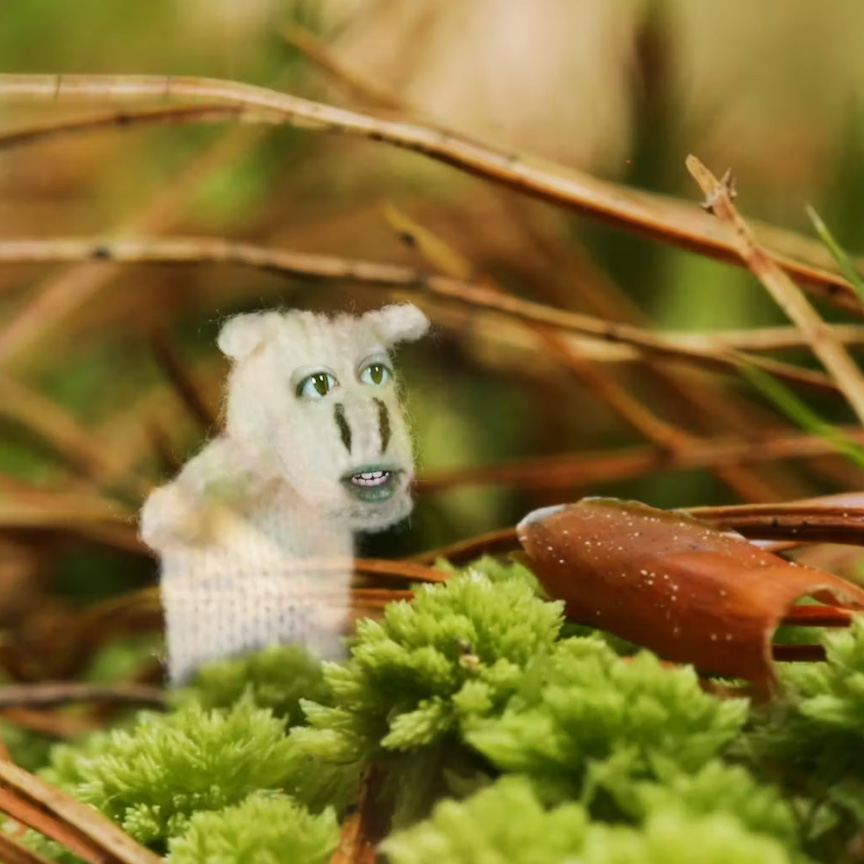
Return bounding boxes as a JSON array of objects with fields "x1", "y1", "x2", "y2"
[{"x1": 140, "y1": 303, "x2": 429, "y2": 682}]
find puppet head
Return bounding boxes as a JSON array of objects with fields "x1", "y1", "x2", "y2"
[{"x1": 218, "y1": 303, "x2": 429, "y2": 531}]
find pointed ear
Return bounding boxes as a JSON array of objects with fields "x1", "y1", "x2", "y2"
[
  {"x1": 362, "y1": 303, "x2": 430, "y2": 346},
  {"x1": 217, "y1": 311, "x2": 283, "y2": 360}
]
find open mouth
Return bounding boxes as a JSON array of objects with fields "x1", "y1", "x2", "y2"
[{"x1": 341, "y1": 466, "x2": 403, "y2": 503}]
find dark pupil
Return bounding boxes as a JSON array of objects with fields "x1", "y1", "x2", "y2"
[
  {"x1": 370, "y1": 364, "x2": 384, "y2": 384},
  {"x1": 313, "y1": 373, "x2": 330, "y2": 396}
]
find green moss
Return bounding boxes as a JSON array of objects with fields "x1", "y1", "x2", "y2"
[
  {"x1": 42, "y1": 699, "x2": 310, "y2": 848},
  {"x1": 600, "y1": 759, "x2": 798, "y2": 847},
  {"x1": 25, "y1": 559, "x2": 864, "y2": 864},
  {"x1": 382, "y1": 775, "x2": 800, "y2": 864},
  {"x1": 295, "y1": 570, "x2": 564, "y2": 763},
  {"x1": 176, "y1": 643, "x2": 330, "y2": 727},
  {"x1": 381, "y1": 776, "x2": 586, "y2": 864},
  {"x1": 168, "y1": 792, "x2": 338, "y2": 864},
  {"x1": 467, "y1": 637, "x2": 748, "y2": 800},
  {"x1": 578, "y1": 811, "x2": 799, "y2": 864}
]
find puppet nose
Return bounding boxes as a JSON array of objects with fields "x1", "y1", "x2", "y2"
[{"x1": 333, "y1": 397, "x2": 391, "y2": 456}]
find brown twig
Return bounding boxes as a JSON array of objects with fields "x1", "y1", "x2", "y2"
[
  {"x1": 0, "y1": 488, "x2": 132, "y2": 529},
  {"x1": 0, "y1": 103, "x2": 268, "y2": 151},
  {"x1": 0, "y1": 373, "x2": 149, "y2": 501},
  {"x1": 0, "y1": 786, "x2": 104, "y2": 864},
  {"x1": 0, "y1": 710, "x2": 98, "y2": 739},
  {"x1": 385, "y1": 203, "x2": 695, "y2": 452},
  {"x1": 772, "y1": 644, "x2": 827, "y2": 662},
  {"x1": 149, "y1": 330, "x2": 219, "y2": 431},
  {"x1": 0, "y1": 760, "x2": 163, "y2": 864},
  {"x1": 688, "y1": 156, "x2": 864, "y2": 424},
  {"x1": 502, "y1": 201, "x2": 809, "y2": 501},
  {"x1": 0, "y1": 682, "x2": 164, "y2": 710},
  {"x1": 0, "y1": 236, "x2": 838, "y2": 393},
  {"x1": 0, "y1": 70, "x2": 302, "y2": 367},
  {"x1": 417, "y1": 428, "x2": 864, "y2": 493},
  {"x1": 666, "y1": 324, "x2": 864, "y2": 354},
  {"x1": 781, "y1": 605, "x2": 855, "y2": 627},
  {"x1": 411, "y1": 527, "x2": 521, "y2": 565},
  {"x1": 329, "y1": 764, "x2": 387, "y2": 864},
  {"x1": 284, "y1": 23, "x2": 405, "y2": 113},
  {"x1": 0, "y1": 74, "x2": 855, "y2": 310},
  {"x1": 0, "y1": 830, "x2": 54, "y2": 864},
  {"x1": 688, "y1": 502, "x2": 864, "y2": 545},
  {"x1": 388, "y1": 205, "x2": 784, "y2": 500}
]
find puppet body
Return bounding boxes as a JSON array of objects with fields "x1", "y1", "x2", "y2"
[{"x1": 140, "y1": 304, "x2": 429, "y2": 682}]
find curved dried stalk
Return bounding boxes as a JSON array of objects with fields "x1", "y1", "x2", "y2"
[
  {"x1": 0, "y1": 103, "x2": 271, "y2": 151},
  {"x1": 0, "y1": 760, "x2": 163, "y2": 864},
  {"x1": 688, "y1": 502, "x2": 864, "y2": 545},
  {"x1": 384, "y1": 202, "x2": 774, "y2": 501},
  {"x1": 417, "y1": 429, "x2": 864, "y2": 493},
  {"x1": 0, "y1": 374, "x2": 149, "y2": 500},
  {"x1": 0, "y1": 236, "x2": 837, "y2": 393},
  {"x1": 0, "y1": 73, "x2": 856, "y2": 310},
  {"x1": 411, "y1": 528, "x2": 520, "y2": 565},
  {"x1": 689, "y1": 157, "x2": 864, "y2": 424},
  {"x1": 0, "y1": 683, "x2": 164, "y2": 710},
  {"x1": 0, "y1": 831, "x2": 53, "y2": 864}
]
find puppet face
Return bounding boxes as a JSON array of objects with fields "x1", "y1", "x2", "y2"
[{"x1": 219, "y1": 304, "x2": 429, "y2": 532}]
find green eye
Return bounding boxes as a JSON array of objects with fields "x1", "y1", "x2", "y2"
[
  {"x1": 297, "y1": 372, "x2": 337, "y2": 400},
  {"x1": 360, "y1": 363, "x2": 391, "y2": 386}
]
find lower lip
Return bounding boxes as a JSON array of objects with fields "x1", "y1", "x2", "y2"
[{"x1": 343, "y1": 472, "x2": 402, "y2": 503}]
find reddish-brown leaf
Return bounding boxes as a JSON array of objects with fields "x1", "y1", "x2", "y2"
[{"x1": 517, "y1": 497, "x2": 864, "y2": 692}]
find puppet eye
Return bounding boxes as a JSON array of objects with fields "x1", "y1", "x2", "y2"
[
  {"x1": 360, "y1": 362, "x2": 391, "y2": 386},
  {"x1": 296, "y1": 371, "x2": 338, "y2": 400}
]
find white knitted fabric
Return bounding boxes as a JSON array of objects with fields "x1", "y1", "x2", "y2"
[{"x1": 140, "y1": 304, "x2": 429, "y2": 682}]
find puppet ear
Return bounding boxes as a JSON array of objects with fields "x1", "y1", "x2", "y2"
[
  {"x1": 362, "y1": 303, "x2": 430, "y2": 346},
  {"x1": 217, "y1": 311, "x2": 283, "y2": 360}
]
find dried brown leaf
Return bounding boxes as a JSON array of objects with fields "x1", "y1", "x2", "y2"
[{"x1": 517, "y1": 497, "x2": 864, "y2": 692}]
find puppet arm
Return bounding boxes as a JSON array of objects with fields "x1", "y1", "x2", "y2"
[{"x1": 140, "y1": 437, "x2": 269, "y2": 549}]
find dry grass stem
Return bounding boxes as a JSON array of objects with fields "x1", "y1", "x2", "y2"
[
  {"x1": 0, "y1": 374, "x2": 148, "y2": 500},
  {"x1": 417, "y1": 427, "x2": 864, "y2": 492},
  {"x1": 0, "y1": 235, "x2": 838, "y2": 393},
  {"x1": 284, "y1": 22, "x2": 406, "y2": 113},
  {"x1": 0, "y1": 760, "x2": 163, "y2": 864},
  {"x1": 387, "y1": 204, "x2": 776, "y2": 499},
  {"x1": 411, "y1": 527, "x2": 521, "y2": 565},
  {"x1": 0, "y1": 488, "x2": 132, "y2": 528},
  {"x1": 149, "y1": 331, "x2": 219, "y2": 432},
  {"x1": 0, "y1": 76, "x2": 300, "y2": 366},
  {"x1": 0, "y1": 710, "x2": 98, "y2": 740},
  {"x1": 0, "y1": 683, "x2": 164, "y2": 710},
  {"x1": 687, "y1": 502, "x2": 864, "y2": 545},
  {"x1": 0, "y1": 73, "x2": 857, "y2": 310},
  {"x1": 0, "y1": 831, "x2": 54, "y2": 864},
  {"x1": 688, "y1": 156, "x2": 864, "y2": 425},
  {"x1": 0, "y1": 104, "x2": 274, "y2": 152},
  {"x1": 328, "y1": 765, "x2": 385, "y2": 864}
]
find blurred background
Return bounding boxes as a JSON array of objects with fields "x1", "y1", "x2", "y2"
[{"x1": 1, "y1": 0, "x2": 864, "y2": 706}]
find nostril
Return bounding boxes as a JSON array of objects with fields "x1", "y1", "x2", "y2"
[{"x1": 374, "y1": 398, "x2": 391, "y2": 453}]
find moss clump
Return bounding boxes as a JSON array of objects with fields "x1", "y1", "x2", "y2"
[
  {"x1": 42, "y1": 698, "x2": 303, "y2": 847},
  {"x1": 168, "y1": 792, "x2": 338, "y2": 864},
  {"x1": 176, "y1": 642, "x2": 330, "y2": 726},
  {"x1": 382, "y1": 775, "x2": 799, "y2": 864},
  {"x1": 25, "y1": 563, "x2": 864, "y2": 863},
  {"x1": 380, "y1": 776, "x2": 587, "y2": 864},
  {"x1": 468, "y1": 636, "x2": 748, "y2": 799},
  {"x1": 295, "y1": 567, "x2": 563, "y2": 763}
]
